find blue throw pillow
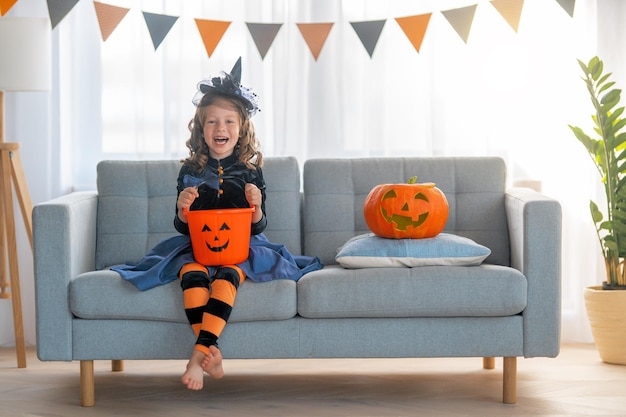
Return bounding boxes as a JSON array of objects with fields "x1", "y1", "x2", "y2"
[{"x1": 335, "y1": 233, "x2": 491, "y2": 268}]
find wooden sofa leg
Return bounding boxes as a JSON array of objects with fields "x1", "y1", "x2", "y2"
[
  {"x1": 112, "y1": 360, "x2": 124, "y2": 372},
  {"x1": 80, "y1": 360, "x2": 95, "y2": 407},
  {"x1": 483, "y1": 357, "x2": 495, "y2": 369},
  {"x1": 503, "y1": 356, "x2": 517, "y2": 404}
]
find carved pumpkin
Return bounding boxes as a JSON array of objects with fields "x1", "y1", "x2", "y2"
[
  {"x1": 364, "y1": 177, "x2": 448, "y2": 239},
  {"x1": 185, "y1": 207, "x2": 255, "y2": 266}
]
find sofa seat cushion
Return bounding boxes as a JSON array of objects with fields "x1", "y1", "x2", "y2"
[
  {"x1": 70, "y1": 270, "x2": 297, "y2": 323},
  {"x1": 296, "y1": 265, "x2": 527, "y2": 318}
]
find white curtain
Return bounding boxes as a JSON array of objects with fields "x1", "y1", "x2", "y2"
[{"x1": 2, "y1": 0, "x2": 616, "y2": 347}]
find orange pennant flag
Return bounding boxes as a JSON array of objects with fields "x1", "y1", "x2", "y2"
[
  {"x1": 195, "y1": 19, "x2": 231, "y2": 58},
  {"x1": 0, "y1": 0, "x2": 18, "y2": 16},
  {"x1": 93, "y1": 1, "x2": 130, "y2": 41},
  {"x1": 491, "y1": 0, "x2": 524, "y2": 32},
  {"x1": 296, "y1": 23, "x2": 334, "y2": 61},
  {"x1": 395, "y1": 14, "x2": 432, "y2": 53}
]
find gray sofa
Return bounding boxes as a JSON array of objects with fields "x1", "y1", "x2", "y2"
[{"x1": 33, "y1": 156, "x2": 562, "y2": 407}]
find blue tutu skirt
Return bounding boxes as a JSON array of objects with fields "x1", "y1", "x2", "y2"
[{"x1": 111, "y1": 233, "x2": 323, "y2": 291}]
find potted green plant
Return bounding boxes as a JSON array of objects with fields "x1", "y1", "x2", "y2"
[{"x1": 569, "y1": 56, "x2": 626, "y2": 365}]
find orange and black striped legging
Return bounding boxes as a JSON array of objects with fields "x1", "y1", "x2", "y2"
[{"x1": 179, "y1": 262, "x2": 245, "y2": 356}]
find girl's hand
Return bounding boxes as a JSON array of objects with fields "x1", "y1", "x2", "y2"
[
  {"x1": 244, "y1": 183, "x2": 262, "y2": 208},
  {"x1": 177, "y1": 186, "x2": 199, "y2": 222},
  {"x1": 245, "y1": 183, "x2": 263, "y2": 223}
]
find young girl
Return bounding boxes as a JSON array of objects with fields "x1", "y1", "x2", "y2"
[
  {"x1": 113, "y1": 57, "x2": 322, "y2": 391},
  {"x1": 175, "y1": 58, "x2": 266, "y2": 390}
]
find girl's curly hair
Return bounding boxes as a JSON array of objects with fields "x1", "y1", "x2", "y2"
[{"x1": 182, "y1": 92, "x2": 263, "y2": 172}]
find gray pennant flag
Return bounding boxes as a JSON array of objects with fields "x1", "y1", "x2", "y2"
[
  {"x1": 143, "y1": 12, "x2": 179, "y2": 50},
  {"x1": 441, "y1": 5, "x2": 477, "y2": 44},
  {"x1": 47, "y1": 0, "x2": 79, "y2": 29},
  {"x1": 350, "y1": 20, "x2": 386, "y2": 58},
  {"x1": 556, "y1": 0, "x2": 575, "y2": 17},
  {"x1": 246, "y1": 23, "x2": 283, "y2": 60}
]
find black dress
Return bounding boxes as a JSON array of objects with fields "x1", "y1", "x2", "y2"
[{"x1": 174, "y1": 152, "x2": 267, "y2": 236}]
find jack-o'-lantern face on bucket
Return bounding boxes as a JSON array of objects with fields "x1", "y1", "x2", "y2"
[{"x1": 202, "y1": 222, "x2": 231, "y2": 252}]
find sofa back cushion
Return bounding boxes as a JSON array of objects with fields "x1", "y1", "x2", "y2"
[
  {"x1": 95, "y1": 157, "x2": 302, "y2": 270},
  {"x1": 302, "y1": 157, "x2": 510, "y2": 266}
]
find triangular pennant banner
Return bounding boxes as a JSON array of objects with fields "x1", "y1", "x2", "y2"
[
  {"x1": 0, "y1": 0, "x2": 18, "y2": 16},
  {"x1": 441, "y1": 5, "x2": 477, "y2": 44},
  {"x1": 143, "y1": 12, "x2": 178, "y2": 50},
  {"x1": 556, "y1": 0, "x2": 575, "y2": 17},
  {"x1": 94, "y1": 1, "x2": 130, "y2": 42},
  {"x1": 491, "y1": 0, "x2": 524, "y2": 32},
  {"x1": 47, "y1": 0, "x2": 79, "y2": 29},
  {"x1": 246, "y1": 23, "x2": 282, "y2": 60},
  {"x1": 296, "y1": 22, "x2": 333, "y2": 61},
  {"x1": 350, "y1": 20, "x2": 386, "y2": 58},
  {"x1": 195, "y1": 19, "x2": 231, "y2": 58},
  {"x1": 395, "y1": 14, "x2": 432, "y2": 53}
]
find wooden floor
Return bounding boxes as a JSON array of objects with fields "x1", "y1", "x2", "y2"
[{"x1": 0, "y1": 344, "x2": 625, "y2": 417}]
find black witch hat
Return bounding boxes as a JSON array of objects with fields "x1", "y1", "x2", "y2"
[{"x1": 192, "y1": 57, "x2": 260, "y2": 116}]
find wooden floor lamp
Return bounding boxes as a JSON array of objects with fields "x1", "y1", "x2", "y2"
[{"x1": 0, "y1": 17, "x2": 51, "y2": 369}]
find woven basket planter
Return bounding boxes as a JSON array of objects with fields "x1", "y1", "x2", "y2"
[{"x1": 584, "y1": 286, "x2": 626, "y2": 365}]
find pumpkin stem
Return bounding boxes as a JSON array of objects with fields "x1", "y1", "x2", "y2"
[{"x1": 408, "y1": 176, "x2": 417, "y2": 184}]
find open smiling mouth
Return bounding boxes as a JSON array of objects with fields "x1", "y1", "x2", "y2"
[{"x1": 214, "y1": 137, "x2": 229, "y2": 144}]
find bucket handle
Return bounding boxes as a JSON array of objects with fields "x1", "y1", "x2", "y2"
[{"x1": 182, "y1": 205, "x2": 255, "y2": 216}]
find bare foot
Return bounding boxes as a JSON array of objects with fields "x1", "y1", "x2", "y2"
[
  {"x1": 200, "y1": 345, "x2": 224, "y2": 379},
  {"x1": 181, "y1": 349, "x2": 206, "y2": 390}
]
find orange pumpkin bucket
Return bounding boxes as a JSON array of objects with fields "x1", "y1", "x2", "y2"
[{"x1": 184, "y1": 207, "x2": 255, "y2": 266}]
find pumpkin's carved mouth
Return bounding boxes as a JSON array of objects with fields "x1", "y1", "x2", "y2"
[
  {"x1": 206, "y1": 240, "x2": 229, "y2": 252},
  {"x1": 381, "y1": 208, "x2": 429, "y2": 231}
]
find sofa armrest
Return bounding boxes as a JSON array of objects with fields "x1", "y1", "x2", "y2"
[
  {"x1": 505, "y1": 187, "x2": 562, "y2": 358},
  {"x1": 33, "y1": 191, "x2": 98, "y2": 361}
]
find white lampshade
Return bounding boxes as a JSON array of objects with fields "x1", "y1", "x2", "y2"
[{"x1": 0, "y1": 17, "x2": 51, "y2": 91}]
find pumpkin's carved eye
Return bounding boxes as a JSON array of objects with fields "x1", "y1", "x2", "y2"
[
  {"x1": 202, "y1": 224, "x2": 212, "y2": 232},
  {"x1": 415, "y1": 192, "x2": 428, "y2": 202},
  {"x1": 220, "y1": 222, "x2": 230, "y2": 231},
  {"x1": 382, "y1": 190, "x2": 397, "y2": 200}
]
